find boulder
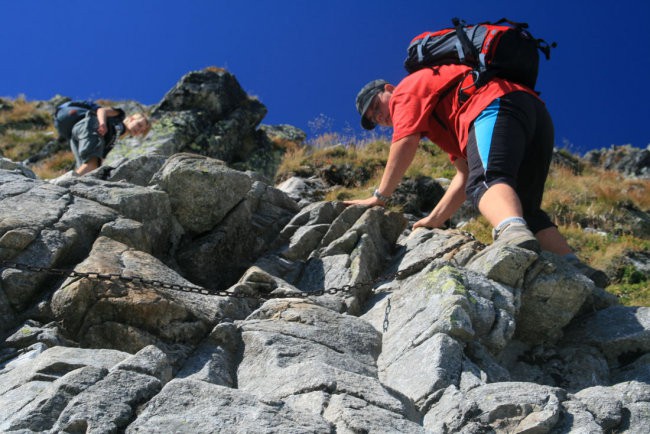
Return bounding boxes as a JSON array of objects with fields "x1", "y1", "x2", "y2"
[
  {"x1": 126, "y1": 379, "x2": 334, "y2": 433},
  {"x1": 562, "y1": 306, "x2": 650, "y2": 367},
  {"x1": 584, "y1": 144, "x2": 650, "y2": 179},
  {"x1": 50, "y1": 236, "x2": 255, "y2": 355},
  {"x1": 0, "y1": 170, "x2": 117, "y2": 325},
  {"x1": 107, "y1": 68, "x2": 280, "y2": 178},
  {"x1": 423, "y1": 382, "x2": 566, "y2": 433},
  {"x1": 153, "y1": 153, "x2": 299, "y2": 290}
]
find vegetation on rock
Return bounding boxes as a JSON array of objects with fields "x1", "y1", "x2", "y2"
[{"x1": 0, "y1": 93, "x2": 648, "y2": 305}]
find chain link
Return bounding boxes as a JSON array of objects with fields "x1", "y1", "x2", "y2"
[
  {"x1": 383, "y1": 297, "x2": 392, "y2": 333},
  {"x1": 0, "y1": 238, "x2": 464, "y2": 303}
]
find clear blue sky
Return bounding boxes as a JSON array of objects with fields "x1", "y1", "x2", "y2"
[{"x1": 1, "y1": 0, "x2": 648, "y2": 154}]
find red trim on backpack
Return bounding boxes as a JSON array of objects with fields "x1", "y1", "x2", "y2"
[
  {"x1": 481, "y1": 25, "x2": 509, "y2": 60},
  {"x1": 410, "y1": 29, "x2": 454, "y2": 44}
]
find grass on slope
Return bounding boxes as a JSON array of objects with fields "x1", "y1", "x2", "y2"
[{"x1": 277, "y1": 135, "x2": 650, "y2": 306}]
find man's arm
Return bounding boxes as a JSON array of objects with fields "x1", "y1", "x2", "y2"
[
  {"x1": 344, "y1": 134, "x2": 421, "y2": 207},
  {"x1": 412, "y1": 157, "x2": 468, "y2": 229},
  {"x1": 96, "y1": 107, "x2": 122, "y2": 136}
]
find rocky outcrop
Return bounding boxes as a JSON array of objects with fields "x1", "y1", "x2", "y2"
[
  {"x1": 585, "y1": 144, "x2": 650, "y2": 179},
  {"x1": 3, "y1": 152, "x2": 649, "y2": 432},
  {"x1": 105, "y1": 68, "x2": 302, "y2": 180},
  {"x1": 1, "y1": 66, "x2": 649, "y2": 432}
]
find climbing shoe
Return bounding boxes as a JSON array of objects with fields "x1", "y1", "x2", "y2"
[{"x1": 492, "y1": 222, "x2": 541, "y2": 253}]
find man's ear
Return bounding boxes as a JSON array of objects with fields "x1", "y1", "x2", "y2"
[{"x1": 384, "y1": 83, "x2": 395, "y2": 93}]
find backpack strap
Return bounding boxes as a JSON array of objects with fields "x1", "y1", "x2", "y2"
[
  {"x1": 451, "y1": 18, "x2": 480, "y2": 70},
  {"x1": 536, "y1": 39, "x2": 556, "y2": 60},
  {"x1": 417, "y1": 34, "x2": 432, "y2": 63},
  {"x1": 492, "y1": 18, "x2": 528, "y2": 29},
  {"x1": 430, "y1": 76, "x2": 465, "y2": 130}
]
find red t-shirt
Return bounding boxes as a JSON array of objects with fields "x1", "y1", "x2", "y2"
[{"x1": 390, "y1": 65, "x2": 539, "y2": 161}]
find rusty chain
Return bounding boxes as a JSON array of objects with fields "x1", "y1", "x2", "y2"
[
  {"x1": 382, "y1": 297, "x2": 392, "y2": 333},
  {"x1": 1, "y1": 238, "x2": 466, "y2": 331},
  {"x1": 0, "y1": 255, "x2": 442, "y2": 299}
]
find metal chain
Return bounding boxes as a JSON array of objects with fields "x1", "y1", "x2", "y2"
[
  {"x1": 383, "y1": 297, "x2": 392, "y2": 333},
  {"x1": 0, "y1": 238, "x2": 465, "y2": 302}
]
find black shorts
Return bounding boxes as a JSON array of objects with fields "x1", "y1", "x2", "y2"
[{"x1": 465, "y1": 91, "x2": 555, "y2": 234}]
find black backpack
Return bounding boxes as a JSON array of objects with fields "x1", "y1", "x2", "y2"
[
  {"x1": 404, "y1": 18, "x2": 556, "y2": 91},
  {"x1": 54, "y1": 100, "x2": 100, "y2": 141}
]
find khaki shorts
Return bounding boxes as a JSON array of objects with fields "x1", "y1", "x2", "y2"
[{"x1": 70, "y1": 114, "x2": 105, "y2": 167}]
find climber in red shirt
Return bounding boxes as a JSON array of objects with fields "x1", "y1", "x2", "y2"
[{"x1": 345, "y1": 65, "x2": 608, "y2": 287}]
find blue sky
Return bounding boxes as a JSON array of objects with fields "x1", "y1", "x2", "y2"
[{"x1": 1, "y1": 0, "x2": 648, "y2": 154}]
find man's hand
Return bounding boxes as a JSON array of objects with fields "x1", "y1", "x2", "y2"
[
  {"x1": 343, "y1": 196, "x2": 385, "y2": 207},
  {"x1": 412, "y1": 213, "x2": 446, "y2": 230},
  {"x1": 97, "y1": 123, "x2": 107, "y2": 136}
]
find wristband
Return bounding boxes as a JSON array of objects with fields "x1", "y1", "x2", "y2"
[{"x1": 373, "y1": 188, "x2": 391, "y2": 202}]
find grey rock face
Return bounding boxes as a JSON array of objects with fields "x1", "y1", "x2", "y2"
[
  {"x1": 49, "y1": 236, "x2": 253, "y2": 355},
  {"x1": 515, "y1": 252, "x2": 593, "y2": 344},
  {"x1": 126, "y1": 379, "x2": 335, "y2": 433},
  {"x1": 154, "y1": 153, "x2": 299, "y2": 290},
  {"x1": 104, "y1": 154, "x2": 169, "y2": 186},
  {"x1": 235, "y1": 299, "x2": 423, "y2": 432},
  {"x1": 0, "y1": 172, "x2": 117, "y2": 331},
  {"x1": 0, "y1": 346, "x2": 130, "y2": 431},
  {"x1": 424, "y1": 382, "x2": 566, "y2": 433},
  {"x1": 562, "y1": 305, "x2": 650, "y2": 366},
  {"x1": 255, "y1": 202, "x2": 406, "y2": 315},
  {"x1": 152, "y1": 153, "x2": 253, "y2": 234},
  {"x1": 585, "y1": 144, "x2": 650, "y2": 179},
  {"x1": 53, "y1": 175, "x2": 173, "y2": 256},
  {"x1": 275, "y1": 175, "x2": 328, "y2": 208},
  {"x1": 2, "y1": 60, "x2": 649, "y2": 433},
  {"x1": 0, "y1": 156, "x2": 36, "y2": 179},
  {"x1": 1, "y1": 141, "x2": 649, "y2": 432},
  {"x1": 106, "y1": 68, "x2": 283, "y2": 178}
]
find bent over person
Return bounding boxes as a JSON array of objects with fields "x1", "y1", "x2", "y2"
[
  {"x1": 63, "y1": 104, "x2": 150, "y2": 175},
  {"x1": 345, "y1": 64, "x2": 608, "y2": 287}
]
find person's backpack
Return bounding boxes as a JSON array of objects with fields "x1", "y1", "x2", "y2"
[
  {"x1": 404, "y1": 18, "x2": 556, "y2": 91},
  {"x1": 54, "y1": 100, "x2": 100, "y2": 141}
]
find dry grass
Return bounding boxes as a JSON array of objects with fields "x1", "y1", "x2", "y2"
[
  {"x1": 275, "y1": 135, "x2": 391, "y2": 185},
  {"x1": 269, "y1": 136, "x2": 303, "y2": 153},
  {"x1": 0, "y1": 96, "x2": 50, "y2": 128},
  {"x1": 543, "y1": 165, "x2": 650, "y2": 232},
  {"x1": 1, "y1": 98, "x2": 647, "y2": 305},
  {"x1": 0, "y1": 96, "x2": 35, "y2": 123},
  {"x1": 460, "y1": 216, "x2": 492, "y2": 245},
  {"x1": 1, "y1": 130, "x2": 54, "y2": 162},
  {"x1": 31, "y1": 151, "x2": 75, "y2": 179},
  {"x1": 276, "y1": 134, "x2": 650, "y2": 305},
  {"x1": 405, "y1": 140, "x2": 457, "y2": 180},
  {"x1": 0, "y1": 96, "x2": 54, "y2": 162},
  {"x1": 205, "y1": 65, "x2": 228, "y2": 73}
]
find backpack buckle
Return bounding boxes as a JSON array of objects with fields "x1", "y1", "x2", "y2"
[{"x1": 458, "y1": 70, "x2": 480, "y2": 104}]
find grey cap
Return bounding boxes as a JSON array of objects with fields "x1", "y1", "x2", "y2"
[{"x1": 356, "y1": 79, "x2": 388, "y2": 130}]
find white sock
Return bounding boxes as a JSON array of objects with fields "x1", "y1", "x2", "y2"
[{"x1": 495, "y1": 217, "x2": 527, "y2": 232}]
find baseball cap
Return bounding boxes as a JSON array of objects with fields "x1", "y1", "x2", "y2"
[{"x1": 356, "y1": 79, "x2": 388, "y2": 130}]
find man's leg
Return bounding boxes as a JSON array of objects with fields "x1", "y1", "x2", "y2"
[
  {"x1": 477, "y1": 182, "x2": 523, "y2": 227},
  {"x1": 71, "y1": 116, "x2": 104, "y2": 176},
  {"x1": 466, "y1": 97, "x2": 539, "y2": 251},
  {"x1": 535, "y1": 226, "x2": 572, "y2": 256},
  {"x1": 75, "y1": 157, "x2": 100, "y2": 175}
]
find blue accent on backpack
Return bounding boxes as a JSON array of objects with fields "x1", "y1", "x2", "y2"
[{"x1": 54, "y1": 100, "x2": 100, "y2": 141}]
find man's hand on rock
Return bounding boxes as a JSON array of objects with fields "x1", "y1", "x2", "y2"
[{"x1": 343, "y1": 196, "x2": 385, "y2": 207}]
